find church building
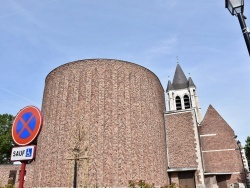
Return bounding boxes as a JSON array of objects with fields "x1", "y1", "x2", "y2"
[
  {"x1": 0, "y1": 59, "x2": 249, "y2": 188},
  {"x1": 165, "y1": 64, "x2": 250, "y2": 187}
]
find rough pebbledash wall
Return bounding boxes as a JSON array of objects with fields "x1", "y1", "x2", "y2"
[
  {"x1": 32, "y1": 59, "x2": 169, "y2": 187},
  {"x1": 0, "y1": 165, "x2": 20, "y2": 186},
  {"x1": 0, "y1": 164, "x2": 34, "y2": 187}
]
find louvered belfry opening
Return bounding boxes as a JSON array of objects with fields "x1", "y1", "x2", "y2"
[
  {"x1": 175, "y1": 96, "x2": 182, "y2": 110},
  {"x1": 184, "y1": 95, "x2": 190, "y2": 109}
]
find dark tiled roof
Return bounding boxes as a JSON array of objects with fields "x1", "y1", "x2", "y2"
[
  {"x1": 166, "y1": 80, "x2": 174, "y2": 92},
  {"x1": 188, "y1": 77, "x2": 196, "y2": 88},
  {"x1": 173, "y1": 64, "x2": 188, "y2": 89},
  {"x1": 172, "y1": 64, "x2": 188, "y2": 89},
  {"x1": 167, "y1": 64, "x2": 196, "y2": 91}
]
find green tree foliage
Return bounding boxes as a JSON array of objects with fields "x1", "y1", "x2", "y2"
[
  {"x1": 245, "y1": 136, "x2": 250, "y2": 169},
  {"x1": 0, "y1": 114, "x2": 14, "y2": 164},
  {"x1": 0, "y1": 183, "x2": 15, "y2": 188}
]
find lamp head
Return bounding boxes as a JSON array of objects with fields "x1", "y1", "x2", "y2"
[
  {"x1": 237, "y1": 140, "x2": 242, "y2": 147},
  {"x1": 73, "y1": 148, "x2": 79, "y2": 156},
  {"x1": 226, "y1": 0, "x2": 244, "y2": 15}
]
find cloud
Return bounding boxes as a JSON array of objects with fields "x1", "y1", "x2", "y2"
[
  {"x1": 148, "y1": 37, "x2": 178, "y2": 56},
  {"x1": 0, "y1": 88, "x2": 39, "y2": 106},
  {"x1": 155, "y1": 0, "x2": 177, "y2": 10},
  {"x1": 0, "y1": 9, "x2": 25, "y2": 19}
]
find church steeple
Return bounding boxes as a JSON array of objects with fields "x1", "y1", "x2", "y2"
[
  {"x1": 166, "y1": 64, "x2": 202, "y2": 123},
  {"x1": 172, "y1": 64, "x2": 188, "y2": 89},
  {"x1": 188, "y1": 77, "x2": 196, "y2": 88},
  {"x1": 166, "y1": 80, "x2": 174, "y2": 92}
]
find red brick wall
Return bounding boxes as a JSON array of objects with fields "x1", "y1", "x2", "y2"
[
  {"x1": 227, "y1": 174, "x2": 245, "y2": 184},
  {"x1": 199, "y1": 105, "x2": 234, "y2": 136},
  {"x1": 204, "y1": 175, "x2": 217, "y2": 188},
  {"x1": 203, "y1": 150, "x2": 243, "y2": 173},
  {"x1": 165, "y1": 110, "x2": 198, "y2": 169},
  {"x1": 200, "y1": 134, "x2": 236, "y2": 151},
  {"x1": 200, "y1": 105, "x2": 244, "y2": 174},
  {"x1": 170, "y1": 172, "x2": 178, "y2": 185},
  {"x1": 32, "y1": 59, "x2": 169, "y2": 187}
]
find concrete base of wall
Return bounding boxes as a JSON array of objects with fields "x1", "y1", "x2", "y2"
[{"x1": 228, "y1": 183, "x2": 246, "y2": 188}]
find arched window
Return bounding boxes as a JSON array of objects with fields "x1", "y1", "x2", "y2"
[
  {"x1": 184, "y1": 95, "x2": 190, "y2": 109},
  {"x1": 175, "y1": 96, "x2": 182, "y2": 110}
]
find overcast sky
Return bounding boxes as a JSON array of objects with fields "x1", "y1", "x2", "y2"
[{"x1": 0, "y1": 0, "x2": 249, "y2": 144}]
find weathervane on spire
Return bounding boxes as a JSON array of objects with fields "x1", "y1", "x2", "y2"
[{"x1": 176, "y1": 56, "x2": 179, "y2": 64}]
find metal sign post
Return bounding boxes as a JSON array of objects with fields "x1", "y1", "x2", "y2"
[{"x1": 19, "y1": 162, "x2": 26, "y2": 188}]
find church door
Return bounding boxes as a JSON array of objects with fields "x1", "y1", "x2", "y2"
[
  {"x1": 216, "y1": 175, "x2": 230, "y2": 188},
  {"x1": 178, "y1": 171, "x2": 196, "y2": 188}
]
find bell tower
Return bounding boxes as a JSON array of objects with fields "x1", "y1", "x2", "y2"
[{"x1": 166, "y1": 64, "x2": 202, "y2": 123}]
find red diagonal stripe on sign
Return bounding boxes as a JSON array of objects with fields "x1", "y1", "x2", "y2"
[{"x1": 17, "y1": 115, "x2": 35, "y2": 136}]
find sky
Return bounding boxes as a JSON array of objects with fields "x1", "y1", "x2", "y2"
[{"x1": 0, "y1": 0, "x2": 249, "y2": 145}]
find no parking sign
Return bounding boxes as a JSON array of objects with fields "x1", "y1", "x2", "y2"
[
  {"x1": 11, "y1": 105, "x2": 43, "y2": 188},
  {"x1": 12, "y1": 106, "x2": 43, "y2": 146}
]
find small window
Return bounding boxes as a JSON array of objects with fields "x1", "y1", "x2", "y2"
[
  {"x1": 175, "y1": 96, "x2": 182, "y2": 110},
  {"x1": 184, "y1": 95, "x2": 190, "y2": 109},
  {"x1": 8, "y1": 170, "x2": 17, "y2": 185},
  {"x1": 193, "y1": 89, "x2": 196, "y2": 95}
]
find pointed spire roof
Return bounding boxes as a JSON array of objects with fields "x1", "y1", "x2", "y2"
[
  {"x1": 166, "y1": 80, "x2": 174, "y2": 92},
  {"x1": 188, "y1": 77, "x2": 196, "y2": 88},
  {"x1": 172, "y1": 64, "x2": 188, "y2": 89}
]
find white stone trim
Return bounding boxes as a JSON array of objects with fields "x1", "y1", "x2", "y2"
[
  {"x1": 202, "y1": 149, "x2": 235, "y2": 152},
  {"x1": 204, "y1": 172, "x2": 241, "y2": 175},
  {"x1": 163, "y1": 114, "x2": 171, "y2": 168},
  {"x1": 192, "y1": 111, "x2": 205, "y2": 187},
  {"x1": 200, "y1": 134, "x2": 216, "y2": 137},
  {"x1": 167, "y1": 167, "x2": 197, "y2": 172},
  {"x1": 164, "y1": 108, "x2": 194, "y2": 115}
]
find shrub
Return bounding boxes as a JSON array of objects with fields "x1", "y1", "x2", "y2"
[{"x1": 128, "y1": 180, "x2": 154, "y2": 188}]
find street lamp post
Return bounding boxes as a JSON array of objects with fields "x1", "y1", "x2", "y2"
[
  {"x1": 226, "y1": 0, "x2": 250, "y2": 56},
  {"x1": 73, "y1": 148, "x2": 79, "y2": 188},
  {"x1": 66, "y1": 147, "x2": 88, "y2": 188}
]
